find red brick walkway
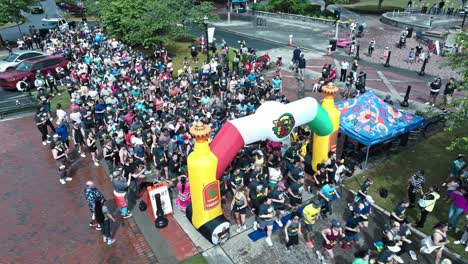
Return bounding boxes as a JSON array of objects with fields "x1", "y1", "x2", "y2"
[{"x1": 0, "y1": 116, "x2": 156, "y2": 264}]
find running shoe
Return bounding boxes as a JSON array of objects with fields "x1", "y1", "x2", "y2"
[
  {"x1": 242, "y1": 225, "x2": 247, "y2": 230},
  {"x1": 59, "y1": 179, "x2": 66, "y2": 184},
  {"x1": 454, "y1": 240, "x2": 461, "y2": 244},
  {"x1": 275, "y1": 219, "x2": 283, "y2": 227},
  {"x1": 89, "y1": 221, "x2": 97, "y2": 227},
  {"x1": 80, "y1": 153, "x2": 86, "y2": 158},
  {"x1": 94, "y1": 161, "x2": 100, "y2": 167},
  {"x1": 265, "y1": 237, "x2": 273, "y2": 247},
  {"x1": 409, "y1": 250, "x2": 417, "y2": 261},
  {"x1": 123, "y1": 212, "x2": 133, "y2": 218},
  {"x1": 306, "y1": 241, "x2": 314, "y2": 248},
  {"x1": 103, "y1": 236, "x2": 108, "y2": 243},
  {"x1": 253, "y1": 221, "x2": 258, "y2": 231},
  {"x1": 95, "y1": 225, "x2": 102, "y2": 231},
  {"x1": 65, "y1": 177, "x2": 72, "y2": 181},
  {"x1": 394, "y1": 256, "x2": 404, "y2": 263},
  {"x1": 107, "y1": 238, "x2": 116, "y2": 245},
  {"x1": 42, "y1": 141, "x2": 47, "y2": 145}
]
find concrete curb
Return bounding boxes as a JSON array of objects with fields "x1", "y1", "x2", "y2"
[{"x1": 345, "y1": 186, "x2": 466, "y2": 262}]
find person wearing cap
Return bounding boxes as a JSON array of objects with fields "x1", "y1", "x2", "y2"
[
  {"x1": 377, "y1": 240, "x2": 403, "y2": 264},
  {"x1": 320, "y1": 219, "x2": 344, "y2": 262},
  {"x1": 284, "y1": 211, "x2": 302, "y2": 252},
  {"x1": 84, "y1": 181, "x2": 104, "y2": 228},
  {"x1": 111, "y1": 170, "x2": 133, "y2": 219},
  {"x1": 303, "y1": 199, "x2": 322, "y2": 248},
  {"x1": 341, "y1": 207, "x2": 363, "y2": 249},
  {"x1": 383, "y1": 94, "x2": 394, "y2": 105},
  {"x1": 253, "y1": 196, "x2": 275, "y2": 247}
]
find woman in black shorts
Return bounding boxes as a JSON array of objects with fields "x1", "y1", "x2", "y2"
[
  {"x1": 231, "y1": 186, "x2": 248, "y2": 232},
  {"x1": 87, "y1": 131, "x2": 99, "y2": 167},
  {"x1": 71, "y1": 121, "x2": 87, "y2": 158}
]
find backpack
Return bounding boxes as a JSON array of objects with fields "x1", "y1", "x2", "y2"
[{"x1": 379, "y1": 188, "x2": 388, "y2": 198}]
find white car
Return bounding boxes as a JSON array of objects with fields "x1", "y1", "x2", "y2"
[
  {"x1": 41, "y1": 18, "x2": 70, "y2": 32},
  {"x1": 0, "y1": 50, "x2": 45, "y2": 72}
]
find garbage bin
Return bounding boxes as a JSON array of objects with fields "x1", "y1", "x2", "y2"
[
  {"x1": 407, "y1": 27, "x2": 414, "y2": 38},
  {"x1": 329, "y1": 39, "x2": 337, "y2": 51}
]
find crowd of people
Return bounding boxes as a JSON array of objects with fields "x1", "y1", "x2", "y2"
[{"x1": 28, "y1": 18, "x2": 467, "y2": 263}]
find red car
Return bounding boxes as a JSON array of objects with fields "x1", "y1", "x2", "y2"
[
  {"x1": 0, "y1": 55, "x2": 69, "y2": 90},
  {"x1": 60, "y1": 3, "x2": 86, "y2": 13}
]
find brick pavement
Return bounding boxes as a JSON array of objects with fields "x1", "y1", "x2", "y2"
[{"x1": 0, "y1": 116, "x2": 156, "y2": 264}]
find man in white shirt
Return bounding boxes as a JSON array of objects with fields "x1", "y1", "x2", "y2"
[
  {"x1": 56, "y1": 103, "x2": 68, "y2": 124},
  {"x1": 340, "y1": 60, "x2": 349, "y2": 82}
]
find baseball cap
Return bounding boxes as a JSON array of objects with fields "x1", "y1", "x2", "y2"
[{"x1": 331, "y1": 219, "x2": 342, "y2": 228}]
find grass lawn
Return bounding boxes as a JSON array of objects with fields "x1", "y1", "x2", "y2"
[
  {"x1": 181, "y1": 254, "x2": 208, "y2": 264},
  {"x1": 341, "y1": 0, "x2": 463, "y2": 12},
  {"x1": 345, "y1": 123, "x2": 468, "y2": 256}
]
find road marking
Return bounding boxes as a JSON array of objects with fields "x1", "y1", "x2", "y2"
[{"x1": 377, "y1": 71, "x2": 403, "y2": 100}]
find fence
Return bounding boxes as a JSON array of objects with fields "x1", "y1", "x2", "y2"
[
  {"x1": 245, "y1": 10, "x2": 350, "y2": 28},
  {"x1": 400, "y1": 7, "x2": 466, "y2": 17}
]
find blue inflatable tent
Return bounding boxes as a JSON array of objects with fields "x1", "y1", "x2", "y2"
[{"x1": 335, "y1": 90, "x2": 424, "y2": 167}]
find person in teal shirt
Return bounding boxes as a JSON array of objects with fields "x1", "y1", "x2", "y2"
[
  {"x1": 272, "y1": 75, "x2": 282, "y2": 95},
  {"x1": 131, "y1": 87, "x2": 141, "y2": 98},
  {"x1": 352, "y1": 249, "x2": 370, "y2": 264},
  {"x1": 200, "y1": 93, "x2": 211, "y2": 106}
]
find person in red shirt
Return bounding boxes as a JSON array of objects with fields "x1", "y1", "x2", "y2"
[{"x1": 124, "y1": 110, "x2": 135, "y2": 127}]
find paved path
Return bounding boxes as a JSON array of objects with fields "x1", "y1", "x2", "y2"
[{"x1": 0, "y1": 115, "x2": 156, "y2": 263}]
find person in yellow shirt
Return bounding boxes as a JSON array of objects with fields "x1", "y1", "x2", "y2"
[
  {"x1": 417, "y1": 185, "x2": 440, "y2": 228},
  {"x1": 302, "y1": 199, "x2": 322, "y2": 248}
]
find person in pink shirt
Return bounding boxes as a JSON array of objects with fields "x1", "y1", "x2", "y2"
[
  {"x1": 448, "y1": 187, "x2": 468, "y2": 230},
  {"x1": 176, "y1": 175, "x2": 191, "y2": 215}
]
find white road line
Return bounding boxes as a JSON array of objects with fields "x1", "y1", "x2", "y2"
[{"x1": 377, "y1": 71, "x2": 403, "y2": 100}]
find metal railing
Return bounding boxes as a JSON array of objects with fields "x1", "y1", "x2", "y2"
[{"x1": 245, "y1": 10, "x2": 350, "y2": 27}]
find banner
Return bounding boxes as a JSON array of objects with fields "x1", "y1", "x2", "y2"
[
  {"x1": 148, "y1": 182, "x2": 173, "y2": 218},
  {"x1": 207, "y1": 27, "x2": 215, "y2": 43}
]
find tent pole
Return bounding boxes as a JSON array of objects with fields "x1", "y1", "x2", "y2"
[{"x1": 364, "y1": 146, "x2": 370, "y2": 170}]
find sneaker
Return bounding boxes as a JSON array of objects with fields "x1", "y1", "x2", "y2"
[
  {"x1": 394, "y1": 255, "x2": 404, "y2": 263},
  {"x1": 253, "y1": 221, "x2": 258, "y2": 231},
  {"x1": 46, "y1": 140, "x2": 51, "y2": 143},
  {"x1": 80, "y1": 153, "x2": 86, "y2": 157},
  {"x1": 65, "y1": 177, "x2": 72, "y2": 181},
  {"x1": 316, "y1": 250, "x2": 323, "y2": 261},
  {"x1": 275, "y1": 219, "x2": 283, "y2": 227},
  {"x1": 103, "y1": 236, "x2": 108, "y2": 242},
  {"x1": 94, "y1": 161, "x2": 100, "y2": 166},
  {"x1": 425, "y1": 102, "x2": 430, "y2": 105},
  {"x1": 454, "y1": 240, "x2": 461, "y2": 245},
  {"x1": 89, "y1": 221, "x2": 97, "y2": 227},
  {"x1": 237, "y1": 227, "x2": 242, "y2": 233},
  {"x1": 306, "y1": 241, "x2": 315, "y2": 248},
  {"x1": 59, "y1": 179, "x2": 66, "y2": 184},
  {"x1": 286, "y1": 248, "x2": 291, "y2": 253},
  {"x1": 95, "y1": 225, "x2": 102, "y2": 231},
  {"x1": 123, "y1": 212, "x2": 133, "y2": 218},
  {"x1": 265, "y1": 237, "x2": 273, "y2": 246},
  {"x1": 242, "y1": 225, "x2": 247, "y2": 230},
  {"x1": 57, "y1": 93, "x2": 61, "y2": 96},
  {"x1": 465, "y1": 245, "x2": 468, "y2": 252},
  {"x1": 431, "y1": 103, "x2": 435, "y2": 107},
  {"x1": 107, "y1": 238, "x2": 116, "y2": 245},
  {"x1": 409, "y1": 250, "x2": 417, "y2": 260},
  {"x1": 42, "y1": 141, "x2": 47, "y2": 145}
]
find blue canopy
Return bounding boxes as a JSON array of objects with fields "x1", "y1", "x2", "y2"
[{"x1": 334, "y1": 90, "x2": 425, "y2": 146}]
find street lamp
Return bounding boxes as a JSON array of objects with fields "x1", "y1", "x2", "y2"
[
  {"x1": 203, "y1": 15, "x2": 209, "y2": 64},
  {"x1": 253, "y1": 0, "x2": 257, "y2": 16}
]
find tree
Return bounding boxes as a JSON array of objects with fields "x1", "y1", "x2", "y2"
[
  {"x1": 444, "y1": 33, "x2": 467, "y2": 151},
  {"x1": 97, "y1": 0, "x2": 215, "y2": 47},
  {"x1": 0, "y1": 0, "x2": 36, "y2": 24}
]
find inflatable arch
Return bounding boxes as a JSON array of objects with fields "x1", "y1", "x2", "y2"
[{"x1": 186, "y1": 97, "x2": 333, "y2": 244}]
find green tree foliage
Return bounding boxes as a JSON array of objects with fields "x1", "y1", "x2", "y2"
[
  {"x1": 0, "y1": 0, "x2": 36, "y2": 24},
  {"x1": 378, "y1": 0, "x2": 385, "y2": 10},
  {"x1": 444, "y1": 33, "x2": 467, "y2": 151},
  {"x1": 94, "y1": 0, "x2": 215, "y2": 47}
]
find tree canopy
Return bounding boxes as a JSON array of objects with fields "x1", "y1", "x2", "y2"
[
  {"x1": 90, "y1": 0, "x2": 215, "y2": 47},
  {"x1": 0, "y1": 0, "x2": 36, "y2": 24}
]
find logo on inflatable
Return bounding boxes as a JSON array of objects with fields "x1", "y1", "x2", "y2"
[
  {"x1": 203, "y1": 181, "x2": 220, "y2": 211},
  {"x1": 272, "y1": 113, "x2": 296, "y2": 138}
]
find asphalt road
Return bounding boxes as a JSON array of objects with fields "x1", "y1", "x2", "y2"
[
  {"x1": 0, "y1": 0, "x2": 62, "y2": 41},
  {"x1": 189, "y1": 27, "x2": 283, "y2": 51}
]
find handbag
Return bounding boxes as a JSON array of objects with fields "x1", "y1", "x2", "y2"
[{"x1": 418, "y1": 198, "x2": 427, "y2": 208}]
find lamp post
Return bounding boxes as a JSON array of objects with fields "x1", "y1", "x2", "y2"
[
  {"x1": 253, "y1": 0, "x2": 257, "y2": 16},
  {"x1": 227, "y1": 0, "x2": 231, "y2": 24},
  {"x1": 203, "y1": 15, "x2": 209, "y2": 64},
  {"x1": 462, "y1": 6, "x2": 468, "y2": 28}
]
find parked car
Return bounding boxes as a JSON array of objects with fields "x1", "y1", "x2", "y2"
[
  {"x1": 0, "y1": 55, "x2": 69, "y2": 90},
  {"x1": 0, "y1": 51, "x2": 45, "y2": 72},
  {"x1": 28, "y1": 5, "x2": 44, "y2": 14},
  {"x1": 38, "y1": 18, "x2": 76, "y2": 38},
  {"x1": 58, "y1": 3, "x2": 86, "y2": 13}
]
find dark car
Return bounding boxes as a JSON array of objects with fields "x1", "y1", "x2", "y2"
[
  {"x1": 0, "y1": 55, "x2": 69, "y2": 90},
  {"x1": 29, "y1": 5, "x2": 44, "y2": 14}
]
